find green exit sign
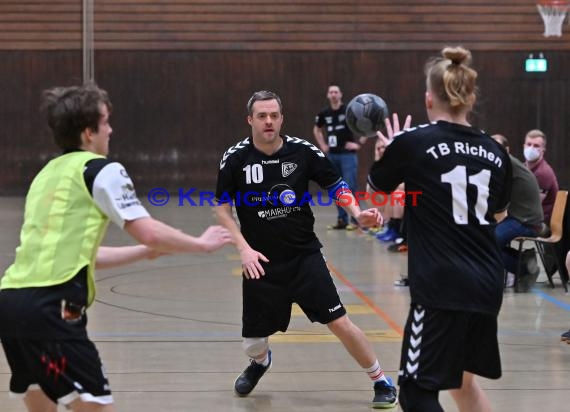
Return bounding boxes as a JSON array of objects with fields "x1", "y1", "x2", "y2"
[{"x1": 525, "y1": 58, "x2": 547, "y2": 72}]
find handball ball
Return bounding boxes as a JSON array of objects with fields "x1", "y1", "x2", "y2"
[{"x1": 346, "y1": 93, "x2": 389, "y2": 138}]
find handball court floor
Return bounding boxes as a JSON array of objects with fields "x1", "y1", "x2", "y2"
[{"x1": 1, "y1": 196, "x2": 569, "y2": 412}]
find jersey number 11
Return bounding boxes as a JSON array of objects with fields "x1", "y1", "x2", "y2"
[{"x1": 441, "y1": 165, "x2": 490, "y2": 225}]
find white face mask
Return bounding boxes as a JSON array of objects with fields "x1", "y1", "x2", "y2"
[{"x1": 524, "y1": 146, "x2": 541, "y2": 162}]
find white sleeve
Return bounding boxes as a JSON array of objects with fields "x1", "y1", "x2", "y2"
[{"x1": 92, "y1": 162, "x2": 150, "y2": 228}]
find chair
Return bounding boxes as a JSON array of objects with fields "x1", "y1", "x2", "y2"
[{"x1": 513, "y1": 190, "x2": 568, "y2": 292}]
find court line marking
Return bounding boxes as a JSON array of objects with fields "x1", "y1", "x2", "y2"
[
  {"x1": 327, "y1": 262, "x2": 404, "y2": 337},
  {"x1": 532, "y1": 288, "x2": 570, "y2": 311}
]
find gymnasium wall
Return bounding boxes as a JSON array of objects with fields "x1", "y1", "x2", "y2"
[{"x1": 1, "y1": 0, "x2": 569, "y2": 194}]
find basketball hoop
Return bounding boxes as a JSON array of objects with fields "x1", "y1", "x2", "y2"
[{"x1": 537, "y1": 0, "x2": 569, "y2": 37}]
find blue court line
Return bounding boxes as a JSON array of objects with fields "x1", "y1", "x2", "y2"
[{"x1": 532, "y1": 288, "x2": 570, "y2": 311}]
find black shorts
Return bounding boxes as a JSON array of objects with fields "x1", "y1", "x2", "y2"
[
  {"x1": 242, "y1": 251, "x2": 347, "y2": 337},
  {"x1": 1, "y1": 337, "x2": 113, "y2": 405},
  {"x1": 398, "y1": 304, "x2": 501, "y2": 391}
]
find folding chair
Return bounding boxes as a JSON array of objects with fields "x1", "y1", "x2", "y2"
[{"x1": 513, "y1": 190, "x2": 568, "y2": 292}]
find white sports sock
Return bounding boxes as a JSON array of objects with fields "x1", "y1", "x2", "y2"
[
  {"x1": 254, "y1": 353, "x2": 270, "y2": 367},
  {"x1": 365, "y1": 360, "x2": 389, "y2": 384}
]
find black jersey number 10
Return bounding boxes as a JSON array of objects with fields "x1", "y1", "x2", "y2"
[{"x1": 243, "y1": 164, "x2": 264, "y2": 184}]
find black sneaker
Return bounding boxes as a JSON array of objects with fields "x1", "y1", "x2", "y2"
[
  {"x1": 234, "y1": 350, "x2": 272, "y2": 397},
  {"x1": 516, "y1": 250, "x2": 540, "y2": 292},
  {"x1": 561, "y1": 330, "x2": 570, "y2": 344},
  {"x1": 387, "y1": 242, "x2": 408, "y2": 253},
  {"x1": 327, "y1": 219, "x2": 348, "y2": 230},
  {"x1": 522, "y1": 249, "x2": 539, "y2": 278},
  {"x1": 372, "y1": 377, "x2": 398, "y2": 409}
]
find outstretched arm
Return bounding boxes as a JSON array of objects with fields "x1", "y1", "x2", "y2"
[
  {"x1": 96, "y1": 245, "x2": 162, "y2": 269},
  {"x1": 337, "y1": 192, "x2": 383, "y2": 228},
  {"x1": 124, "y1": 217, "x2": 233, "y2": 254},
  {"x1": 214, "y1": 203, "x2": 269, "y2": 279}
]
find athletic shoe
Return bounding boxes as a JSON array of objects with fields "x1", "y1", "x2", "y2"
[
  {"x1": 394, "y1": 277, "x2": 409, "y2": 287},
  {"x1": 561, "y1": 330, "x2": 570, "y2": 344},
  {"x1": 516, "y1": 250, "x2": 540, "y2": 292},
  {"x1": 376, "y1": 228, "x2": 399, "y2": 242},
  {"x1": 372, "y1": 377, "x2": 398, "y2": 409},
  {"x1": 327, "y1": 220, "x2": 348, "y2": 230},
  {"x1": 367, "y1": 226, "x2": 385, "y2": 236},
  {"x1": 345, "y1": 223, "x2": 358, "y2": 231},
  {"x1": 522, "y1": 249, "x2": 539, "y2": 278},
  {"x1": 387, "y1": 242, "x2": 408, "y2": 253},
  {"x1": 505, "y1": 272, "x2": 515, "y2": 288},
  {"x1": 234, "y1": 350, "x2": 272, "y2": 397}
]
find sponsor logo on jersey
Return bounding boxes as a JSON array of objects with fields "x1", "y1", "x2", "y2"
[
  {"x1": 279, "y1": 189, "x2": 296, "y2": 205},
  {"x1": 282, "y1": 162, "x2": 297, "y2": 177},
  {"x1": 262, "y1": 159, "x2": 279, "y2": 165},
  {"x1": 257, "y1": 206, "x2": 302, "y2": 220},
  {"x1": 115, "y1": 183, "x2": 142, "y2": 209}
]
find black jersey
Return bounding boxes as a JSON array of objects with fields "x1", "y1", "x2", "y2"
[
  {"x1": 368, "y1": 121, "x2": 512, "y2": 315},
  {"x1": 216, "y1": 135, "x2": 341, "y2": 261},
  {"x1": 314, "y1": 104, "x2": 355, "y2": 154}
]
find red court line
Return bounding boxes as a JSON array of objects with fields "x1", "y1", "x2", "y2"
[{"x1": 328, "y1": 262, "x2": 404, "y2": 337}]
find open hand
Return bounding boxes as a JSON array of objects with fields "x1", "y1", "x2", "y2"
[
  {"x1": 377, "y1": 113, "x2": 412, "y2": 145},
  {"x1": 199, "y1": 225, "x2": 234, "y2": 252},
  {"x1": 240, "y1": 247, "x2": 269, "y2": 279}
]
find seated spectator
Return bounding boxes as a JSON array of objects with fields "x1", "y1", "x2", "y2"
[
  {"x1": 561, "y1": 251, "x2": 570, "y2": 344},
  {"x1": 492, "y1": 134, "x2": 544, "y2": 290},
  {"x1": 524, "y1": 129, "x2": 560, "y2": 275},
  {"x1": 523, "y1": 129, "x2": 559, "y2": 224}
]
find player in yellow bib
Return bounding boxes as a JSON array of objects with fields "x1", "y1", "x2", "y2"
[{"x1": 0, "y1": 83, "x2": 232, "y2": 412}]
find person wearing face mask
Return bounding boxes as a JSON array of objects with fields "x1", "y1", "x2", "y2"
[
  {"x1": 523, "y1": 129, "x2": 559, "y2": 223},
  {"x1": 523, "y1": 129, "x2": 561, "y2": 284}
]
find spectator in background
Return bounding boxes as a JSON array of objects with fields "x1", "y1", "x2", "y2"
[
  {"x1": 373, "y1": 131, "x2": 408, "y2": 253},
  {"x1": 561, "y1": 251, "x2": 570, "y2": 344},
  {"x1": 524, "y1": 129, "x2": 560, "y2": 277},
  {"x1": 492, "y1": 134, "x2": 543, "y2": 291},
  {"x1": 372, "y1": 137, "x2": 404, "y2": 242},
  {"x1": 523, "y1": 129, "x2": 559, "y2": 223},
  {"x1": 313, "y1": 85, "x2": 361, "y2": 230}
]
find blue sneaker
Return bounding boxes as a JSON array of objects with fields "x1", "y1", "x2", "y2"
[
  {"x1": 376, "y1": 228, "x2": 399, "y2": 242},
  {"x1": 234, "y1": 350, "x2": 272, "y2": 397},
  {"x1": 372, "y1": 377, "x2": 397, "y2": 409}
]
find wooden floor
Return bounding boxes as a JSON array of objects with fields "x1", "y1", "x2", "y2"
[{"x1": 1, "y1": 196, "x2": 569, "y2": 411}]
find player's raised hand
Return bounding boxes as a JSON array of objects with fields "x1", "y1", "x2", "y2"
[
  {"x1": 197, "y1": 225, "x2": 234, "y2": 252},
  {"x1": 377, "y1": 113, "x2": 412, "y2": 145}
]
